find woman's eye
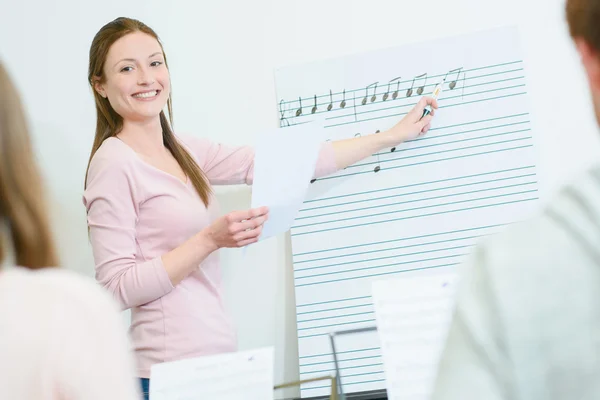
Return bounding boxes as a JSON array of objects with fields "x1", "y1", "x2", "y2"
[
  {"x1": 151, "y1": 61, "x2": 163, "y2": 67},
  {"x1": 120, "y1": 66, "x2": 133, "y2": 72}
]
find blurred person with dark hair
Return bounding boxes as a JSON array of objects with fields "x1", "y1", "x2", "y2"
[{"x1": 431, "y1": 1, "x2": 600, "y2": 399}]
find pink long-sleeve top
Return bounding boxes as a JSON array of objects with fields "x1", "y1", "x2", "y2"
[{"x1": 83, "y1": 135, "x2": 337, "y2": 378}]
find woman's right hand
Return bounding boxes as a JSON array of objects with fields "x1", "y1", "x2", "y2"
[{"x1": 203, "y1": 206, "x2": 269, "y2": 249}]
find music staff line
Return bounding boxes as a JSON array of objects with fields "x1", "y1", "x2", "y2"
[
  {"x1": 326, "y1": 91, "x2": 526, "y2": 130},
  {"x1": 304, "y1": 141, "x2": 533, "y2": 185},
  {"x1": 303, "y1": 377, "x2": 386, "y2": 392},
  {"x1": 296, "y1": 243, "x2": 474, "y2": 276},
  {"x1": 296, "y1": 274, "x2": 455, "y2": 314},
  {"x1": 326, "y1": 80, "x2": 525, "y2": 127},
  {"x1": 417, "y1": 112, "x2": 529, "y2": 139},
  {"x1": 299, "y1": 346, "x2": 381, "y2": 360},
  {"x1": 287, "y1": 71, "x2": 523, "y2": 125},
  {"x1": 294, "y1": 186, "x2": 537, "y2": 231},
  {"x1": 297, "y1": 291, "x2": 457, "y2": 321},
  {"x1": 391, "y1": 119, "x2": 530, "y2": 153},
  {"x1": 280, "y1": 67, "x2": 524, "y2": 126},
  {"x1": 292, "y1": 195, "x2": 537, "y2": 238},
  {"x1": 298, "y1": 306, "x2": 449, "y2": 326},
  {"x1": 301, "y1": 352, "x2": 381, "y2": 368},
  {"x1": 302, "y1": 162, "x2": 531, "y2": 209},
  {"x1": 300, "y1": 169, "x2": 536, "y2": 214},
  {"x1": 297, "y1": 302, "x2": 373, "y2": 316},
  {"x1": 318, "y1": 127, "x2": 532, "y2": 178},
  {"x1": 307, "y1": 114, "x2": 530, "y2": 184},
  {"x1": 308, "y1": 132, "x2": 533, "y2": 185},
  {"x1": 302, "y1": 363, "x2": 384, "y2": 379},
  {"x1": 295, "y1": 252, "x2": 468, "y2": 289},
  {"x1": 302, "y1": 357, "x2": 382, "y2": 371},
  {"x1": 297, "y1": 181, "x2": 536, "y2": 226},
  {"x1": 279, "y1": 60, "x2": 522, "y2": 108},
  {"x1": 292, "y1": 219, "x2": 512, "y2": 259},
  {"x1": 299, "y1": 310, "x2": 452, "y2": 333}
]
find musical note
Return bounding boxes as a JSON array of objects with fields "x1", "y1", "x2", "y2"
[
  {"x1": 447, "y1": 67, "x2": 463, "y2": 90},
  {"x1": 417, "y1": 73, "x2": 428, "y2": 95},
  {"x1": 340, "y1": 89, "x2": 347, "y2": 109},
  {"x1": 374, "y1": 130, "x2": 382, "y2": 172},
  {"x1": 407, "y1": 73, "x2": 427, "y2": 97},
  {"x1": 279, "y1": 99, "x2": 290, "y2": 127},
  {"x1": 327, "y1": 90, "x2": 333, "y2": 111},
  {"x1": 361, "y1": 82, "x2": 379, "y2": 105},
  {"x1": 296, "y1": 97, "x2": 303, "y2": 117},
  {"x1": 311, "y1": 95, "x2": 318, "y2": 114},
  {"x1": 384, "y1": 77, "x2": 401, "y2": 101}
]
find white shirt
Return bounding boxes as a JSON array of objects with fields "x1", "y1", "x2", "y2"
[
  {"x1": 0, "y1": 266, "x2": 140, "y2": 400},
  {"x1": 432, "y1": 164, "x2": 600, "y2": 400}
]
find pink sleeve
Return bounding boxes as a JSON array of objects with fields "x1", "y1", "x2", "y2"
[
  {"x1": 180, "y1": 136, "x2": 338, "y2": 185},
  {"x1": 83, "y1": 157, "x2": 174, "y2": 310}
]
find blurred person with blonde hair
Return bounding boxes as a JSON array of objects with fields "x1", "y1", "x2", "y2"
[{"x1": 0, "y1": 61, "x2": 140, "y2": 399}]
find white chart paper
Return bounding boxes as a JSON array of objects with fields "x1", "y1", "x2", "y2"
[
  {"x1": 274, "y1": 26, "x2": 539, "y2": 397},
  {"x1": 150, "y1": 347, "x2": 274, "y2": 400},
  {"x1": 372, "y1": 274, "x2": 458, "y2": 400}
]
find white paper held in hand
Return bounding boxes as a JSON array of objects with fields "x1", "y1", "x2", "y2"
[
  {"x1": 150, "y1": 347, "x2": 274, "y2": 400},
  {"x1": 250, "y1": 118, "x2": 326, "y2": 242}
]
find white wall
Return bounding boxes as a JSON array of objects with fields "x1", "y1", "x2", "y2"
[{"x1": 2, "y1": 0, "x2": 600, "y2": 397}]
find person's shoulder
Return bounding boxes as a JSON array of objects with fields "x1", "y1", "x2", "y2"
[
  {"x1": 88, "y1": 137, "x2": 138, "y2": 173},
  {"x1": 86, "y1": 137, "x2": 142, "y2": 187},
  {"x1": 1, "y1": 267, "x2": 122, "y2": 317},
  {"x1": 473, "y1": 164, "x2": 600, "y2": 275}
]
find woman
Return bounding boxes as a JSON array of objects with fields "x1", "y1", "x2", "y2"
[
  {"x1": 0, "y1": 62, "x2": 140, "y2": 399},
  {"x1": 83, "y1": 17, "x2": 438, "y2": 397}
]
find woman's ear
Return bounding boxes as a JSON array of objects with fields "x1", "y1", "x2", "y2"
[
  {"x1": 92, "y1": 77, "x2": 107, "y2": 98},
  {"x1": 576, "y1": 38, "x2": 600, "y2": 93}
]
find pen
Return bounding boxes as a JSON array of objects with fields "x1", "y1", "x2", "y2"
[{"x1": 421, "y1": 78, "x2": 445, "y2": 118}]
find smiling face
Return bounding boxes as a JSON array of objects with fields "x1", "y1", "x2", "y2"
[{"x1": 94, "y1": 31, "x2": 170, "y2": 124}]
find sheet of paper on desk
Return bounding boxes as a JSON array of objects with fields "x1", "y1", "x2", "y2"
[
  {"x1": 150, "y1": 347, "x2": 274, "y2": 400},
  {"x1": 251, "y1": 119, "x2": 326, "y2": 241},
  {"x1": 372, "y1": 273, "x2": 458, "y2": 400}
]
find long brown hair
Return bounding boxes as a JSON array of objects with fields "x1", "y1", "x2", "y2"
[
  {"x1": 566, "y1": 0, "x2": 600, "y2": 51},
  {"x1": 0, "y1": 62, "x2": 59, "y2": 268},
  {"x1": 85, "y1": 17, "x2": 211, "y2": 206}
]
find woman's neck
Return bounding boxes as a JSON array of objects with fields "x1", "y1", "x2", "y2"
[{"x1": 118, "y1": 117, "x2": 165, "y2": 156}]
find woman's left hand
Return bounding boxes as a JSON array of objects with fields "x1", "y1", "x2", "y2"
[{"x1": 388, "y1": 96, "x2": 439, "y2": 142}]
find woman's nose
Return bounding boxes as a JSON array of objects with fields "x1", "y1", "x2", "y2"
[{"x1": 137, "y1": 67, "x2": 155, "y2": 86}]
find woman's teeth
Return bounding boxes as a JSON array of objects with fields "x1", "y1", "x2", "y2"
[{"x1": 133, "y1": 91, "x2": 158, "y2": 98}]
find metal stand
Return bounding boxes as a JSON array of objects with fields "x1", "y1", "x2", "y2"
[{"x1": 328, "y1": 326, "x2": 378, "y2": 400}]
